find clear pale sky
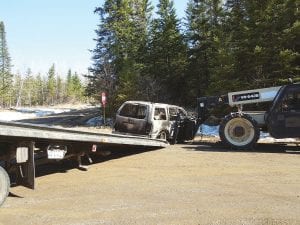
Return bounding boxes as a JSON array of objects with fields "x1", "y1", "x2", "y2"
[{"x1": 0, "y1": 0, "x2": 188, "y2": 76}]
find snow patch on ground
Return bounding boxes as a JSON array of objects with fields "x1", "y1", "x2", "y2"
[
  {"x1": 16, "y1": 108, "x2": 71, "y2": 117},
  {"x1": 86, "y1": 116, "x2": 113, "y2": 127},
  {"x1": 0, "y1": 107, "x2": 71, "y2": 121},
  {"x1": 197, "y1": 124, "x2": 219, "y2": 137},
  {"x1": 0, "y1": 111, "x2": 37, "y2": 121},
  {"x1": 0, "y1": 104, "x2": 97, "y2": 122},
  {"x1": 197, "y1": 124, "x2": 297, "y2": 142}
]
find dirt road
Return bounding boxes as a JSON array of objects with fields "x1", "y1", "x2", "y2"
[{"x1": 0, "y1": 141, "x2": 299, "y2": 225}]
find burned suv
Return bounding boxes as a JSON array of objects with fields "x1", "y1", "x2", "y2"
[{"x1": 113, "y1": 101, "x2": 196, "y2": 143}]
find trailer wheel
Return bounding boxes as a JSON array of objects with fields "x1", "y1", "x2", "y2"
[
  {"x1": 219, "y1": 113, "x2": 260, "y2": 149},
  {"x1": 0, "y1": 166, "x2": 10, "y2": 206}
]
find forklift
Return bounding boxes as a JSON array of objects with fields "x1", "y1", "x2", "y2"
[{"x1": 197, "y1": 83, "x2": 300, "y2": 149}]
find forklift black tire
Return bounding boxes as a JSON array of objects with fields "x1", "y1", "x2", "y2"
[
  {"x1": 0, "y1": 166, "x2": 10, "y2": 206},
  {"x1": 219, "y1": 113, "x2": 260, "y2": 150}
]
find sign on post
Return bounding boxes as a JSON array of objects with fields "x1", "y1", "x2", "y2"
[
  {"x1": 101, "y1": 92, "x2": 106, "y2": 125},
  {"x1": 101, "y1": 92, "x2": 106, "y2": 106}
]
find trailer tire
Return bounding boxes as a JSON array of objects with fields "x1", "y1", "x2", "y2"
[
  {"x1": 219, "y1": 113, "x2": 260, "y2": 149},
  {"x1": 0, "y1": 166, "x2": 10, "y2": 206}
]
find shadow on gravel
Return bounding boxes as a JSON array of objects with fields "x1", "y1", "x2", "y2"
[
  {"x1": 8, "y1": 146, "x2": 162, "y2": 199},
  {"x1": 184, "y1": 140, "x2": 300, "y2": 154},
  {"x1": 35, "y1": 146, "x2": 162, "y2": 178},
  {"x1": 8, "y1": 192, "x2": 24, "y2": 199}
]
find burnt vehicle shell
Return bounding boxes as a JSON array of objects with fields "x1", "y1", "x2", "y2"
[{"x1": 113, "y1": 101, "x2": 196, "y2": 143}]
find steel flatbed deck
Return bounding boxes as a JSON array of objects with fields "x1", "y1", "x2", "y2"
[{"x1": 0, "y1": 120, "x2": 168, "y2": 147}]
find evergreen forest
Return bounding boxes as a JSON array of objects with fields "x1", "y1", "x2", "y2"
[
  {"x1": 88, "y1": 0, "x2": 299, "y2": 113},
  {"x1": 1, "y1": 0, "x2": 299, "y2": 113}
]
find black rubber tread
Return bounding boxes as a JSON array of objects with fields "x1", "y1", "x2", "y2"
[
  {"x1": 219, "y1": 113, "x2": 260, "y2": 150},
  {"x1": 0, "y1": 166, "x2": 10, "y2": 206}
]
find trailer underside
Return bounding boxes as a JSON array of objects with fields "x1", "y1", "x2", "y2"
[{"x1": 0, "y1": 120, "x2": 168, "y2": 206}]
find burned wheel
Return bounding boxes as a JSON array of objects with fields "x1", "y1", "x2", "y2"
[
  {"x1": 157, "y1": 131, "x2": 167, "y2": 141},
  {"x1": 219, "y1": 113, "x2": 260, "y2": 149},
  {"x1": 0, "y1": 166, "x2": 10, "y2": 206}
]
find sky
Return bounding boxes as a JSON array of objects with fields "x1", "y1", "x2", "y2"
[{"x1": 0, "y1": 0, "x2": 188, "y2": 76}]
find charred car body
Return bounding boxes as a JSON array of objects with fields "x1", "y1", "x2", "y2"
[{"x1": 113, "y1": 101, "x2": 196, "y2": 144}]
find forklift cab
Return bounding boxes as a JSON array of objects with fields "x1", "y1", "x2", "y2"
[{"x1": 267, "y1": 84, "x2": 300, "y2": 138}]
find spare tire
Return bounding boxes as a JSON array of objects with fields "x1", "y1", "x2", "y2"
[
  {"x1": 219, "y1": 113, "x2": 260, "y2": 149},
  {"x1": 0, "y1": 166, "x2": 10, "y2": 206}
]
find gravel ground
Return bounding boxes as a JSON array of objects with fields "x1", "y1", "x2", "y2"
[
  {"x1": 1, "y1": 107, "x2": 299, "y2": 224},
  {"x1": 0, "y1": 141, "x2": 299, "y2": 225}
]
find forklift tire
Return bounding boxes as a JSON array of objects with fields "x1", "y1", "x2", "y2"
[
  {"x1": 219, "y1": 113, "x2": 260, "y2": 150},
  {"x1": 0, "y1": 166, "x2": 10, "y2": 206}
]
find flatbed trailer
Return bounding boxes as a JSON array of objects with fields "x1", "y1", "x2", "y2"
[{"x1": 0, "y1": 120, "x2": 168, "y2": 206}]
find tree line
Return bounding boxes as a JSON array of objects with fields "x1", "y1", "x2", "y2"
[
  {"x1": 1, "y1": 0, "x2": 299, "y2": 111},
  {"x1": 0, "y1": 22, "x2": 85, "y2": 108},
  {"x1": 87, "y1": 0, "x2": 299, "y2": 113}
]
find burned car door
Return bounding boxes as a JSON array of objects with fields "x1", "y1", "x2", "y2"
[
  {"x1": 183, "y1": 118, "x2": 196, "y2": 140},
  {"x1": 114, "y1": 103, "x2": 149, "y2": 135},
  {"x1": 171, "y1": 107, "x2": 196, "y2": 142},
  {"x1": 178, "y1": 108, "x2": 196, "y2": 141},
  {"x1": 152, "y1": 107, "x2": 168, "y2": 138},
  {"x1": 168, "y1": 107, "x2": 180, "y2": 142}
]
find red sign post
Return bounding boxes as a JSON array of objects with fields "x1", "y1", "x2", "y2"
[
  {"x1": 101, "y1": 92, "x2": 106, "y2": 106},
  {"x1": 101, "y1": 92, "x2": 106, "y2": 125}
]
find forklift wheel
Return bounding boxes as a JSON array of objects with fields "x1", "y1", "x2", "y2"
[
  {"x1": 219, "y1": 113, "x2": 260, "y2": 149},
  {"x1": 0, "y1": 166, "x2": 10, "y2": 206}
]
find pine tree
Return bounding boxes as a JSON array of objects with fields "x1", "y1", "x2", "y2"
[
  {"x1": 23, "y1": 68, "x2": 34, "y2": 106},
  {"x1": 147, "y1": 0, "x2": 187, "y2": 104},
  {"x1": 35, "y1": 73, "x2": 45, "y2": 105},
  {"x1": 47, "y1": 64, "x2": 56, "y2": 105},
  {"x1": 185, "y1": 0, "x2": 224, "y2": 99},
  {"x1": 115, "y1": 0, "x2": 153, "y2": 104},
  {"x1": 89, "y1": 0, "x2": 153, "y2": 112},
  {"x1": 221, "y1": 0, "x2": 299, "y2": 89},
  {"x1": 0, "y1": 21, "x2": 13, "y2": 107},
  {"x1": 260, "y1": 0, "x2": 300, "y2": 84},
  {"x1": 14, "y1": 73, "x2": 23, "y2": 107},
  {"x1": 87, "y1": 0, "x2": 119, "y2": 107},
  {"x1": 66, "y1": 69, "x2": 84, "y2": 102},
  {"x1": 72, "y1": 72, "x2": 84, "y2": 101},
  {"x1": 66, "y1": 69, "x2": 73, "y2": 98},
  {"x1": 56, "y1": 75, "x2": 63, "y2": 104}
]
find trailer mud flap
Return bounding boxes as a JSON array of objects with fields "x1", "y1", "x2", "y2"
[{"x1": 16, "y1": 142, "x2": 35, "y2": 189}]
